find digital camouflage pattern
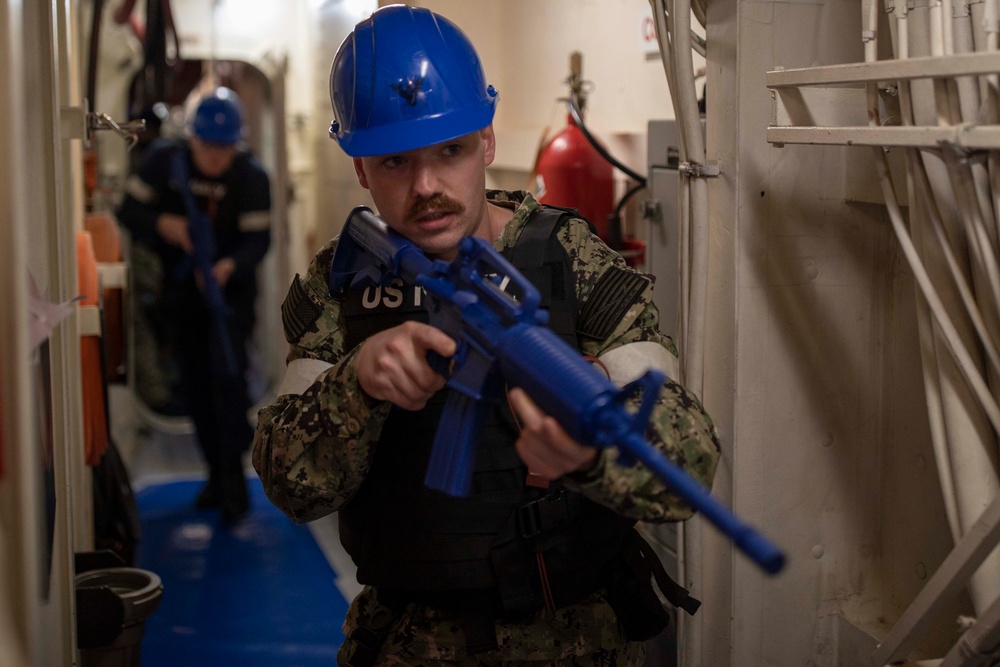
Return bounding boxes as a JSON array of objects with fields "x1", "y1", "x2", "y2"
[
  {"x1": 338, "y1": 589, "x2": 646, "y2": 665},
  {"x1": 252, "y1": 190, "x2": 720, "y2": 664}
]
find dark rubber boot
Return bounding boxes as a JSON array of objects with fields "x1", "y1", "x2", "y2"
[
  {"x1": 220, "y1": 471, "x2": 249, "y2": 525},
  {"x1": 195, "y1": 476, "x2": 221, "y2": 509}
]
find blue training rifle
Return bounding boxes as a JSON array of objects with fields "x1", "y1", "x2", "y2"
[
  {"x1": 328, "y1": 205, "x2": 785, "y2": 575},
  {"x1": 170, "y1": 149, "x2": 238, "y2": 376}
]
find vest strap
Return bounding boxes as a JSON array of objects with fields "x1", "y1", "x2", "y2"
[
  {"x1": 604, "y1": 528, "x2": 701, "y2": 641},
  {"x1": 517, "y1": 489, "x2": 574, "y2": 539},
  {"x1": 457, "y1": 596, "x2": 500, "y2": 654},
  {"x1": 636, "y1": 530, "x2": 701, "y2": 616},
  {"x1": 505, "y1": 205, "x2": 570, "y2": 268}
]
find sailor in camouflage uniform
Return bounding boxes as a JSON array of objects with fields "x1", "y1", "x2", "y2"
[{"x1": 253, "y1": 6, "x2": 720, "y2": 666}]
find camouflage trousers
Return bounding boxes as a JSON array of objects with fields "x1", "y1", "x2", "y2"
[
  {"x1": 354, "y1": 642, "x2": 645, "y2": 666},
  {"x1": 339, "y1": 587, "x2": 647, "y2": 666}
]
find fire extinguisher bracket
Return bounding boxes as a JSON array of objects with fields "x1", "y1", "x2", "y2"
[{"x1": 679, "y1": 160, "x2": 722, "y2": 178}]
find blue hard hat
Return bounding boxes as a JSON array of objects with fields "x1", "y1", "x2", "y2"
[
  {"x1": 191, "y1": 87, "x2": 244, "y2": 145},
  {"x1": 328, "y1": 5, "x2": 499, "y2": 157}
]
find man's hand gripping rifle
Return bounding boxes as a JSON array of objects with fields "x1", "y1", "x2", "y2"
[{"x1": 328, "y1": 206, "x2": 785, "y2": 575}]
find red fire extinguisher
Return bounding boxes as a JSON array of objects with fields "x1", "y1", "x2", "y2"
[
  {"x1": 534, "y1": 52, "x2": 645, "y2": 266},
  {"x1": 534, "y1": 52, "x2": 614, "y2": 241}
]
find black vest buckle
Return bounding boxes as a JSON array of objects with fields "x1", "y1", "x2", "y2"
[{"x1": 518, "y1": 490, "x2": 571, "y2": 539}]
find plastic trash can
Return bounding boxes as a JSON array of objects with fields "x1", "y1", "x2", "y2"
[{"x1": 75, "y1": 567, "x2": 163, "y2": 667}]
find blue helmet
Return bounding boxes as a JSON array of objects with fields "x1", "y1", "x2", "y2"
[
  {"x1": 191, "y1": 87, "x2": 244, "y2": 145},
  {"x1": 328, "y1": 5, "x2": 499, "y2": 157}
]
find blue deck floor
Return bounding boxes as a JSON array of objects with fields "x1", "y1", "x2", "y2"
[{"x1": 135, "y1": 477, "x2": 349, "y2": 666}]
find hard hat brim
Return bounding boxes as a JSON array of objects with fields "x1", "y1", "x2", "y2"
[{"x1": 333, "y1": 100, "x2": 498, "y2": 158}]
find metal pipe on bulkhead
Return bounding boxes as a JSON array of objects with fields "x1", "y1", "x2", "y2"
[
  {"x1": 877, "y1": 0, "x2": 1000, "y2": 621},
  {"x1": 650, "y1": 0, "x2": 713, "y2": 664}
]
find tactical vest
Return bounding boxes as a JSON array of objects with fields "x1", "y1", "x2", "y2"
[{"x1": 337, "y1": 206, "x2": 633, "y2": 616}]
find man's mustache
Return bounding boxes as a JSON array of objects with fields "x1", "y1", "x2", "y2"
[{"x1": 406, "y1": 194, "x2": 465, "y2": 222}]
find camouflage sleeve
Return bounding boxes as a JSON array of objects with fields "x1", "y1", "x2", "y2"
[
  {"x1": 252, "y1": 240, "x2": 392, "y2": 523},
  {"x1": 555, "y1": 218, "x2": 721, "y2": 522}
]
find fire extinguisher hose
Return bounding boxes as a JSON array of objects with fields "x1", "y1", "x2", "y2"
[{"x1": 565, "y1": 98, "x2": 646, "y2": 185}]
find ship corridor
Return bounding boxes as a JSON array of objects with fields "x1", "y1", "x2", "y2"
[{"x1": 9, "y1": 0, "x2": 1000, "y2": 664}]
